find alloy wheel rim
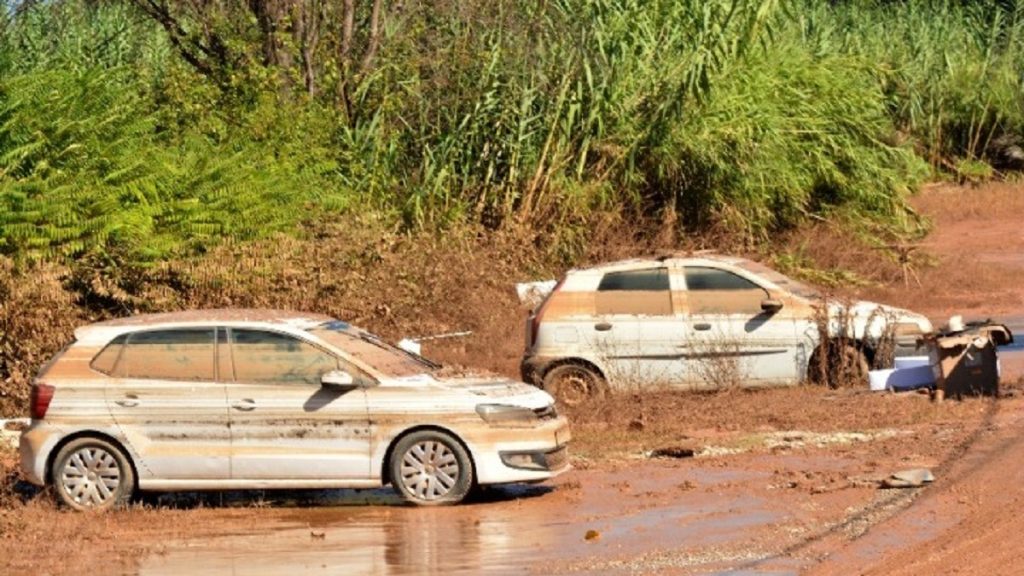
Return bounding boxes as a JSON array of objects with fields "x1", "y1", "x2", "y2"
[
  {"x1": 558, "y1": 371, "x2": 591, "y2": 406},
  {"x1": 60, "y1": 447, "x2": 121, "y2": 507},
  {"x1": 399, "y1": 440, "x2": 459, "y2": 501}
]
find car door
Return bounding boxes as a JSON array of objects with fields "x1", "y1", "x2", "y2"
[
  {"x1": 681, "y1": 265, "x2": 800, "y2": 388},
  {"x1": 223, "y1": 327, "x2": 372, "y2": 480},
  {"x1": 100, "y1": 328, "x2": 231, "y2": 480},
  {"x1": 590, "y1": 267, "x2": 689, "y2": 388}
]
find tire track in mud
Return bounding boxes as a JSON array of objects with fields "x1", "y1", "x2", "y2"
[{"x1": 721, "y1": 396, "x2": 1006, "y2": 575}]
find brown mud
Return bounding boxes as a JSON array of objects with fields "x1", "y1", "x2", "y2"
[{"x1": 2, "y1": 182, "x2": 1024, "y2": 575}]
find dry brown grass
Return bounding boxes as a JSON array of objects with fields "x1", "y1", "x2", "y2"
[
  {"x1": 0, "y1": 260, "x2": 85, "y2": 417},
  {"x1": 566, "y1": 386, "x2": 991, "y2": 460}
]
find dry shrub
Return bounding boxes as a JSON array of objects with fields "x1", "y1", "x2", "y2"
[
  {"x1": 137, "y1": 220, "x2": 555, "y2": 377},
  {"x1": 0, "y1": 441, "x2": 33, "y2": 538},
  {"x1": 775, "y1": 222, "x2": 909, "y2": 290},
  {"x1": 0, "y1": 259, "x2": 84, "y2": 417},
  {"x1": 689, "y1": 335, "x2": 747, "y2": 390}
]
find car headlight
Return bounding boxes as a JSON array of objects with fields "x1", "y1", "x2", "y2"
[
  {"x1": 476, "y1": 404, "x2": 540, "y2": 427},
  {"x1": 895, "y1": 322, "x2": 925, "y2": 336}
]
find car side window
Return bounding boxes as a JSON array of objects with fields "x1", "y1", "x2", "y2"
[
  {"x1": 230, "y1": 329, "x2": 340, "y2": 386},
  {"x1": 90, "y1": 334, "x2": 127, "y2": 375},
  {"x1": 99, "y1": 329, "x2": 216, "y2": 381},
  {"x1": 685, "y1": 267, "x2": 768, "y2": 315},
  {"x1": 595, "y1": 268, "x2": 673, "y2": 316}
]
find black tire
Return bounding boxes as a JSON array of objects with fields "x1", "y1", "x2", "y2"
[
  {"x1": 543, "y1": 363, "x2": 606, "y2": 407},
  {"x1": 389, "y1": 430, "x2": 473, "y2": 506},
  {"x1": 808, "y1": 344, "x2": 870, "y2": 389},
  {"x1": 51, "y1": 437, "x2": 135, "y2": 512}
]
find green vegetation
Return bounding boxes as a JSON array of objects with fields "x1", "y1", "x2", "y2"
[{"x1": 0, "y1": 0, "x2": 1022, "y2": 266}]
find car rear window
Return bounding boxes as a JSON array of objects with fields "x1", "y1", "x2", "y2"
[
  {"x1": 595, "y1": 268, "x2": 673, "y2": 316},
  {"x1": 598, "y1": 269, "x2": 670, "y2": 291},
  {"x1": 93, "y1": 329, "x2": 216, "y2": 381}
]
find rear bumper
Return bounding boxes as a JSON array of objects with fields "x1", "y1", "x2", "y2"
[{"x1": 19, "y1": 421, "x2": 61, "y2": 486}]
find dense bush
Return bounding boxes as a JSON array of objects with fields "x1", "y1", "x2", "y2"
[
  {"x1": 6, "y1": 0, "x2": 1020, "y2": 265},
  {"x1": 1, "y1": 0, "x2": 1023, "y2": 414}
]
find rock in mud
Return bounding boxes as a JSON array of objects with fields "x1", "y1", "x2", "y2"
[
  {"x1": 648, "y1": 446, "x2": 696, "y2": 459},
  {"x1": 881, "y1": 468, "x2": 935, "y2": 488}
]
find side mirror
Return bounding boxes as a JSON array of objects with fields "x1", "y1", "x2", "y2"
[
  {"x1": 761, "y1": 298, "x2": 783, "y2": 313},
  {"x1": 321, "y1": 369, "x2": 355, "y2": 389}
]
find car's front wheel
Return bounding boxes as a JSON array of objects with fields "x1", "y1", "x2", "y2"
[
  {"x1": 390, "y1": 430, "x2": 473, "y2": 506},
  {"x1": 52, "y1": 437, "x2": 135, "y2": 512}
]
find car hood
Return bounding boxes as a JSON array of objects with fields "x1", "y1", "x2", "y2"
[
  {"x1": 830, "y1": 299, "x2": 933, "y2": 332},
  {"x1": 432, "y1": 376, "x2": 555, "y2": 410}
]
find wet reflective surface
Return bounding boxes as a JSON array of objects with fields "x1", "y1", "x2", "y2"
[{"x1": 132, "y1": 463, "x2": 792, "y2": 576}]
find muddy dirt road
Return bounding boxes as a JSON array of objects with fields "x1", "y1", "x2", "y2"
[
  {"x1": 108, "y1": 398, "x2": 1024, "y2": 576},
  {"x1": 3, "y1": 183, "x2": 1024, "y2": 575},
  {"x1": 108, "y1": 411, "x2": 1003, "y2": 575},
  {"x1": 127, "y1": 182, "x2": 1024, "y2": 576}
]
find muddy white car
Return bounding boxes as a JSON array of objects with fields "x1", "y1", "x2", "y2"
[
  {"x1": 521, "y1": 255, "x2": 932, "y2": 404},
  {"x1": 20, "y1": 310, "x2": 570, "y2": 511}
]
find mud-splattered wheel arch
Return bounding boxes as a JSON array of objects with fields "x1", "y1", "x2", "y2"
[
  {"x1": 388, "y1": 429, "x2": 474, "y2": 506},
  {"x1": 51, "y1": 436, "x2": 136, "y2": 511}
]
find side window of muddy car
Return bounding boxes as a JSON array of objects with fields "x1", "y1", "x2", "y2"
[
  {"x1": 94, "y1": 329, "x2": 216, "y2": 381},
  {"x1": 229, "y1": 329, "x2": 340, "y2": 386},
  {"x1": 684, "y1": 267, "x2": 768, "y2": 315},
  {"x1": 595, "y1": 268, "x2": 673, "y2": 316}
]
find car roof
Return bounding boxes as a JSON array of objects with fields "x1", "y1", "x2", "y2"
[
  {"x1": 74, "y1": 309, "x2": 338, "y2": 346},
  {"x1": 568, "y1": 252, "x2": 750, "y2": 274}
]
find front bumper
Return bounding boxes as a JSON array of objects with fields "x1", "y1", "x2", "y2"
[
  {"x1": 472, "y1": 416, "x2": 572, "y2": 485},
  {"x1": 895, "y1": 335, "x2": 930, "y2": 358},
  {"x1": 499, "y1": 445, "x2": 569, "y2": 472}
]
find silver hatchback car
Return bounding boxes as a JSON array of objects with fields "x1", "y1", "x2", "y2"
[
  {"x1": 522, "y1": 255, "x2": 933, "y2": 404},
  {"x1": 21, "y1": 310, "x2": 570, "y2": 510}
]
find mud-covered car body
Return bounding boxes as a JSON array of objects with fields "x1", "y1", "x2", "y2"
[
  {"x1": 21, "y1": 310, "x2": 570, "y2": 509},
  {"x1": 522, "y1": 255, "x2": 932, "y2": 394}
]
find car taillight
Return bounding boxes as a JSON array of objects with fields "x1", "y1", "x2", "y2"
[
  {"x1": 529, "y1": 277, "x2": 565, "y2": 347},
  {"x1": 30, "y1": 383, "x2": 55, "y2": 420}
]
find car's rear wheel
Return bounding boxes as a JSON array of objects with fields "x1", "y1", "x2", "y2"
[
  {"x1": 543, "y1": 364, "x2": 605, "y2": 407},
  {"x1": 808, "y1": 343, "x2": 870, "y2": 389},
  {"x1": 52, "y1": 437, "x2": 134, "y2": 512},
  {"x1": 390, "y1": 430, "x2": 473, "y2": 506}
]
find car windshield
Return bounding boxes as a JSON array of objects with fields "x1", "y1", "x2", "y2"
[
  {"x1": 309, "y1": 321, "x2": 439, "y2": 378},
  {"x1": 735, "y1": 260, "x2": 821, "y2": 299}
]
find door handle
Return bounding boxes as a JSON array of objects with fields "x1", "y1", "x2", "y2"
[
  {"x1": 693, "y1": 323, "x2": 712, "y2": 331},
  {"x1": 232, "y1": 399, "x2": 256, "y2": 412},
  {"x1": 594, "y1": 322, "x2": 613, "y2": 332},
  {"x1": 115, "y1": 394, "x2": 139, "y2": 408}
]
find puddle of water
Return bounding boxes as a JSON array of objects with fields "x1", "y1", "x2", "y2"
[
  {"x1": 133, "y1": 462, "x2": 789, "y2": 576},
  {"x1": 139, "y1": 511, "x2": 527, "y2": 576}
]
